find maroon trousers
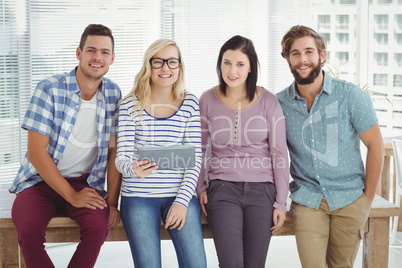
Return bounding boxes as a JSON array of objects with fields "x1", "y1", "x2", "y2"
[{"x1": 11, "y1": 176, "x2": 109, "y2": 268}]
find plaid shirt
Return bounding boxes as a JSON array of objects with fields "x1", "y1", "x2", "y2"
[{"x1": 9, "y1": 67, "x2": 121, "y2": 196}]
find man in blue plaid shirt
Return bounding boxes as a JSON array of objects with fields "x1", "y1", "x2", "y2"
[{"x1": 9, "y1": 24, "x2": 122, "y2": 268}]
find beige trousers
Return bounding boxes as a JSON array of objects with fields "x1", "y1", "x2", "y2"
[{"x1": 290, "y1": 193, "x2": 372, "y2": 268}]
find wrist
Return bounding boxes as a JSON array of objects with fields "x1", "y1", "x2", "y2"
[
  {"x1": 106, "y1": 199, "x2": 119, "y2": 208},
  {"x1": 63, "y1": 188, "x2": 78, "y2": 204}
]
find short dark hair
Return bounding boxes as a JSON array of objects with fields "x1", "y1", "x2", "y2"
[
  {"x1": 281, "y1": 25, "x2": 327, "y2": 67},
  {"x1": 79, "y1": 24, "x2": 114, "y2": 53},
  {"x1": 216, "y1": 35, "x2": 259, "y2": 102}
]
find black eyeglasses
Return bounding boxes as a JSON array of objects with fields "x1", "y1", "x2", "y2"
[{"x1": 150, "y1": 58, "x2": 181, "y2": 69}]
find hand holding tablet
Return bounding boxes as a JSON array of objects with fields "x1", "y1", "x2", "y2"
[{"x1": 137, "y1": 144, "x2": 196, "y2": 170}]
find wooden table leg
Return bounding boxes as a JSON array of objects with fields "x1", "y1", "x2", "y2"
[
  {"x1": 0, "y1": 228, "x2": 21, "y2": 268},
  {"x1": 363, "y1": 217, "x2": 390, "y2": 268},
  {"x1": 379, "y1": 155, "x2": 391, "y2": 201}
]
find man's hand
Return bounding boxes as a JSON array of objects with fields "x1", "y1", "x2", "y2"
[
  {"x1": 68, "y1": 187, "x2": 107, "y2": 210},
  {"x1": 165, "y1": 203, "x2": 188, "y2": 230}
]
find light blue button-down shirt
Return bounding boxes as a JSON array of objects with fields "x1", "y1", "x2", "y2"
[
  {"x1": 276, "y1": 71, "x2": 377, "y2": 211},
  {"x1": 9, "y1": 67, "x2": 121, "y2": 197}
]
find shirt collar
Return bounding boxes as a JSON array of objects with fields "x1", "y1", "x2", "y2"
[
  {"x1": 287, "y1": 70, "x2": 333, "y2": 100},
  {"x1": 65, "y1": 67, "x2": 80, "y2": 94},
  {"x1": 321, "y1": 71, "x2": 333, "y2": 95}
]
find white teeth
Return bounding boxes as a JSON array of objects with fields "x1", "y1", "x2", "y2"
[
  {"x1": 91, "y1": 64, "x2": 101, "y2": 68},
  {"x1": 299, "y1": 66, "x2": 309, "y2": 70},
  {"x1": 159, "y1": 75, "x2": 171, "y2": 78},
  {"x1": 229, "y1": 76, "x2": 237, "y2": 79}
]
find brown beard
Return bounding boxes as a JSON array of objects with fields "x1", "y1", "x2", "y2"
[{"x1": 290, "y1": 63, "x2": 322, "y2": 85}]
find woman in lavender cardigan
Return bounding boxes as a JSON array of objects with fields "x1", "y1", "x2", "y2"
[{"x1": 197, "y1": 35, "x2": 290, "y2": 268}]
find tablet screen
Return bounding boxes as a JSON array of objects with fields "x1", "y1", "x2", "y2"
[{"x1": 137, "y1": 144, "x2": 195, "y2": 169}]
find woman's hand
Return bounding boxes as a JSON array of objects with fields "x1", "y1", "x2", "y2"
[
  {"x1": 132, "y1": 159, "x2": 158, "y2": 178},
  {"x1": 271, "y1": 208, "x2": 286, "y2": 234},
  {"x1": 198, "y1": 190, "x2": 208, "y2": 220},
  {"x1": 108, "y1": 206, "x2": 121, "y2": 228},
  {"x1": 165, "y1": 203, "x2": 188, "y2": 230}
]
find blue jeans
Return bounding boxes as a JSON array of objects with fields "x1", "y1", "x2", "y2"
[{"x1": 121, "y1": 195, "x2": 207, "y2": 268}]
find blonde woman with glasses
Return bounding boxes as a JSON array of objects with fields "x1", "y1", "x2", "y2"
[{"x1": 111, "y1": 39, "x2": 207, "y2": 268}]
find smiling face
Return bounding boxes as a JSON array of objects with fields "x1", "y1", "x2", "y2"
[
  {"x1": 221, "y1": 49, "x2": 251, "y2": 90},
  {"x1": 150, "y1": 45, "x2": 180, "y2": 90},
  {"x1": 287, "y1": 36, "x2": 325, "y2": 85},
  {"x1": 76, "y1": 35, "x2": 115, "y2": 81}
]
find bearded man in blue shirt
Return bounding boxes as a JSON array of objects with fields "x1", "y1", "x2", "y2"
[
  {"x1": 276, "y1": 25, "x2": 384, "y2": 268},
  {"x1": 9, "y1": 24, "x2": 122, "y2": 268}
]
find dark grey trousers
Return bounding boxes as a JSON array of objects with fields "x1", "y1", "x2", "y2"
[{"x1": 206, "y1": 179, "x2": 276, "y2": 268}]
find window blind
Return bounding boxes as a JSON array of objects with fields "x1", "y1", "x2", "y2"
[
  {"x1": 6, "y1": 0, "x2": 401, "y2": 185},
  {"x1": 0, "y1": 0, "x2": 160, "y2": 186},
  {"x1": 0, "y1": 0, "x2": 31, "y2": 186},
  {"x1": 1, "y1": 0, "x2": 313, "y2": 186}
]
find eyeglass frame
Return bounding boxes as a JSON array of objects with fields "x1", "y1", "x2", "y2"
[{"x1": 149, "y1": 58, "x2": 181, "y2": 69}]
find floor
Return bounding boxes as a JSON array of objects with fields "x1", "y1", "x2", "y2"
[{"x1": 46, "y1": 231, "x2": 402, "y2": 267}]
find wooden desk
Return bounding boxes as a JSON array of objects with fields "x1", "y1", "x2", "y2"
[
  {"x1": 378, "y1": 136, "x2": 402, "y2": 230},
  {"x1": 1, "y1": 188, "x2": 400, "y2": 268}
]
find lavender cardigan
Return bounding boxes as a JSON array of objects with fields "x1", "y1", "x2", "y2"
[{"x1": 196, "y1": 87, "x2": 290, "y2": 212}]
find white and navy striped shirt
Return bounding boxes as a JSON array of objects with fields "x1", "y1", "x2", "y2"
[{"x1": 115, "y1": 93, "x2": 202, "y2": 207}]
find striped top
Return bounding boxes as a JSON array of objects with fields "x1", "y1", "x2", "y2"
[{"x1": 115, "y1": 93, "x2": 202, "y2": 208}]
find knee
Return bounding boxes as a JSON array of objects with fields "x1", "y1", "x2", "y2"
[
  {"x1": 80, "y1": 220, "x2": 109, "y2": 243},
  {"x1": 13, "y1": 215, "x2": 46, "y2": 241},
  {"x1": 14, "y1": 222, "x2": 47, "y2": 247},
  {"x1": 18, "y1": 229, "x2": 46, "y2": 247}
]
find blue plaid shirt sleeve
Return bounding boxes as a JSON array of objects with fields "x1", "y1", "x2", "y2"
[{"x1": 22, "y1": 80, "x2": 56, "y2": 137}]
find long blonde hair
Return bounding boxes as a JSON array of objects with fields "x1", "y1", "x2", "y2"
[{"x1": 124, "y1": 39, "x2": 186, "y2": 114}]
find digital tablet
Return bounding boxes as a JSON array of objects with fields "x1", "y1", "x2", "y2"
[{"x1": 137, "y1": 144, "x2": 196, "y2": 170}]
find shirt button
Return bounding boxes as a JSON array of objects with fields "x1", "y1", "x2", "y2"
[
  {"x1": 322, "y1": 187, "x2": 326, "y2": 191},
  {"x1": 317, "y1": 175, "x2": 320, "y2": 179}
]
